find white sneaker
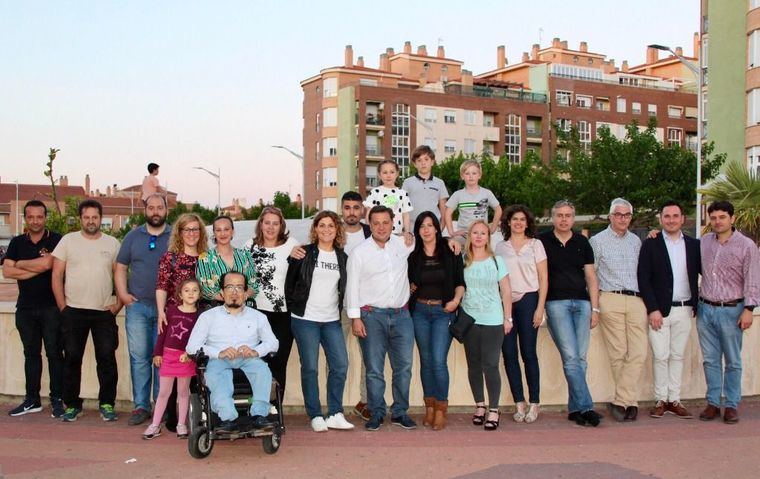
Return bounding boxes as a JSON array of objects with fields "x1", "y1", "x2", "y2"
[
  {"x1": 310, "y1": 416, "x2": 329, "y2": 432},
  {"x1": 325, "y1": 412, "x2": 355, "y2": 430}
]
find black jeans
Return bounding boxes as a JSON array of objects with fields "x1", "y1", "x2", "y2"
[
  {"x1": 502, "y1": 292, "x2": 540, "y2": 404},
  {"x1": 16, "y1": 306, "x2": 64, "y2": 402},
  {"x1": 262, "y1": 310, "x2": 294, "y2": 397},
  {"x1": 61, "y1": 307, "x2": 119, "y2": 408},
  {"x1": 463, "y1": 323, "x2": 504, "y2": 409}
]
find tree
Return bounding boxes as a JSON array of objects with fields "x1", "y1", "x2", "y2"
[
  {"x1": 42, "y1": 148, "x2": 62, "y2": 215},
  {"x1": 243, "y1": 191, "x2": 316, "y2": 219},
  {"x1": 46, "y1": 197, "x2": 81, "y2": 235},
  {"x1": 699, "y1": 159, "x2": 760, "y2": 243}
]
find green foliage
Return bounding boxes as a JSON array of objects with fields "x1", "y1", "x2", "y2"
[
  {"x1": 42, "y1": 148, "x2": 62, "y2": 215},
  {"x1": 699, "y1": 160, "x2": 760, "y2": 243},
  {"x1": 166, "y1": 202, "x2": 216, "y2": 225},
  {"x1": 45, "y1": 197, "x2": 81, "y2": 235},
  {"x1": 243, "y1": 191, "x2": 316, "y2": 219}
]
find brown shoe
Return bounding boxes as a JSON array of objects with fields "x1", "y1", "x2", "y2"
[
  {"x1": 423, "y1": 397, "x2": 435, "y2": 427},
  {"x1": 432, "y1": 400, "x2": 448, "y2": 431},
  {"x1": 723, "y1": 407, "x2": 739, "y2": 424},
  {"x1": 649, "y1": 400, "x2": 666, "y2": 418},
  {"x1": 667, "y1": 401, "x2": 693, "y2": 419},
  {"x1": 354, "y1": 401, "x2": 371, "y2": 422},
  {"x1": 699, "y1": 404, "x2": 721, "y2": 421}
]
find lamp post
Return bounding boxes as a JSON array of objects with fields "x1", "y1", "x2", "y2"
[
  {"x1": 271, "y1": 145, "x2": 305, "y2": 219},
  {"x1": 192, "y1": 166, "x2": 221, "y2": 215},
  {"x1": 648, "y1": 43, "x2": 704, "y2": 238}
]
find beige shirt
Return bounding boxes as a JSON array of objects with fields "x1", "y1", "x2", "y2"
[
  {"x1": 494, "y1": 238, "x2": 547, "y2": 303},
  {"x1": 141, "y1": 175, "x2": 160, "y2": 201},
  {"x1": 53, "y1": 231, "x2": 120, "y2": 310}
]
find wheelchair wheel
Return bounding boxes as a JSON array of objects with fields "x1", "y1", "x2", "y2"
[
  {"x1": 188, "y1": 426, "x2": 213, "y2": 459},
  {"x1": 261, "y1": 428, "x2": 282, "y2": 455},
  {"x1": 188, "y1": 394, "x2": 204, "y2": 434}
]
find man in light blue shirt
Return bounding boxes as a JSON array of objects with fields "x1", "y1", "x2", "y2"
[{"x1": 186, "y1": 271, "x2": 278, "y2": 432}]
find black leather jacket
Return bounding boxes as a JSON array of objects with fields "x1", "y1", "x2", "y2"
[{"x1": 284, "y1": 243, "x2": 348, "y2": 317}]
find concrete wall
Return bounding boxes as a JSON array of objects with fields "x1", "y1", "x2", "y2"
[{"x1": 2, "y1": 301, "x2": 758, "y2": 410}]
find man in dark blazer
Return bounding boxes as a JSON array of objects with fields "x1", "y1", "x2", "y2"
[{"x1": 638, "y1": 200, "x2": 700, "y2": 419}]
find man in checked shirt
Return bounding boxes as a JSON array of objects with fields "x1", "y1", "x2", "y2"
[
  {"x1": 589, "y1": 198, "x2": 647, "y2": 422},
  {"x1": 697, "y1": 201, "x2": 760, "y2": 424}
]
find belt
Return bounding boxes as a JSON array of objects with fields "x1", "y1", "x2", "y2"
[
  {"x1": 360, "y1": 303, "x2": 409, "y2": 313},
  {"x1": 607, "y1": 290, "x2": 641, "y2": 297},
  {"x1": 671, "y1": 300, "x2": 691, "y2": 307},
  {"x1": 699, "y1": 298, "x2": 743, "y2": 308},
  {"x1": 416, "y1": 298, "x2": 443, "y2": 305}
]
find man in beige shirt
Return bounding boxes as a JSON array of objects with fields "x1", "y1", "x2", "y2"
[{"x1": 52, "y1": 199, "x2": 122, "y2": 422}]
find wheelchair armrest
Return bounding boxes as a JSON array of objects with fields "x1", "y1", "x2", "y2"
[{"x1": 189, "y1": 349, "x2": 210, "y2": 368}]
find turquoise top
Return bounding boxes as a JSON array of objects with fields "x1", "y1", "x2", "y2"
[{"x1": 462, "y1": 255, "x2": 508, "y2": 326}]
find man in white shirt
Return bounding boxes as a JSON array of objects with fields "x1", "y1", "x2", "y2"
[
  {"x1": 186, "y1": 271, "x2": 279, "y2": 432},
  {"x1": 347, "y1": 206, "x2": 416, "y2": 431}
]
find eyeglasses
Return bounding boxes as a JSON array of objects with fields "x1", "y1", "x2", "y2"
[
  {"x1": 612, "y1": 213, "x2": 633, "y2": 219},
  {"x1": 182, "y1": 227, "x2": 201, "y2": 234},
  {"x1": 223, "y1": 284, "x2": 245, "y2": 292},
  {"x1": 149, "y1": 235, "x2": 157, "y2": 251}
]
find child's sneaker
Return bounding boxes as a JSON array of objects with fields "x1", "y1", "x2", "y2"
[
  {"x1": 61, "y1": 407, "x2": 83, "y2": 422},
  {"x1": 176, "y1": 424, "x2": 188, "y2": 439},
  {"x1": 99, "y1": 404, "x2": 118, "y2": 422},
  {"x1": 142, "y1": 423, "x2": 162, "y2": 440}
]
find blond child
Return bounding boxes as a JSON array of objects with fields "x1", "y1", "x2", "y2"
[{"x1": 444, "y1": 160, "x2": 502, "y2": 243}]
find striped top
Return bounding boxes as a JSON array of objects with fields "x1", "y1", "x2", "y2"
[
  {"x1": 700, "y1": 230, "x2": 760, "y2": 306},
  {"x1": 589, "y1": 226, "x2": 641, "y2": 292},
  {"x1": 195, "y1": 247, "x2": 258, "y2": 302}
]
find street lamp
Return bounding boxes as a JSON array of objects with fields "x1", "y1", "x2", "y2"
[
  {"x1": 271, "y1": 145, "x2": 305, "y2": 219},
  {"x1": 193, "y1": 166, "x2": 221, "y2": 215},
  {"x1": 648, "y1": 43, "x2": 704, "y2": 238}
]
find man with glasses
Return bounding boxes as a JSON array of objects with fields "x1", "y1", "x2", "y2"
[
  {"x1": 539, "y1": 200, "x2": 602, "y2": 427},
  {"x1": 589, "y1": 198, "x2": 647, "y2": 422},
  {"x1": 186, "y1": 271, "x2": 279, "y2": 432},
  {"x1": 115, "y1": 194, "x2": 171, "y2": 426}
]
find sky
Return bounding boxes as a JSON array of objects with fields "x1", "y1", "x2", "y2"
[{"x1": 0, "y1": 0, "x2": 700, "y2": 208}]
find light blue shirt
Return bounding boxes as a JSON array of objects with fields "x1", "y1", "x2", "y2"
[
  {"x1": 462, "y1": 255, "x2": 508, "y2": 326},
  {"x1": 186, "y1": 305, "x2": 279, "y2": 359}
]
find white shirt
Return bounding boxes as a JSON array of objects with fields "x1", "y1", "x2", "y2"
[
  {"x1": 186, "y1": 305, "x2": 279, "y2": 359},
  {"x1": 346, "y1": 234, "x2": 414, "y2": 317},
  {"x1": 292, "y1": 249, "x2": 340, "y2": 322},
  {"x1": 344, "y1": 228, "x2": 366, "y2": 256},
  {"x1": 664, "y1": 232, "x2": 691, "y2": 302}
]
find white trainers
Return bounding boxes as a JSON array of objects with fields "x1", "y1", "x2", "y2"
[
  {"x1": 310, "y1": 416, "x2": 329, "y2": 432},
  {"x1": 325, "y1": 412, "x2": 355, "y2": 430}
]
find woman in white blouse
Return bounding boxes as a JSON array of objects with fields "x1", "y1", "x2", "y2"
[{"x1": 494, "y1": 205, "x2": 548, "y2": 423}]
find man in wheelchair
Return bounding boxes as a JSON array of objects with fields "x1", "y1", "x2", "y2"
[{"x1": 186, "y1": 271, "x2": 279, "y2": 433}]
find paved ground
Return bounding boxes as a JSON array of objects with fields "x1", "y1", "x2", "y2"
[{"x1": 1, "y1": 400, "x2": 758, "y2": 479}]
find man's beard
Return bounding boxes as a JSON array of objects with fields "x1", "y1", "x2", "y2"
[{"x1": 147, "y1": 215, "x2": 167, "y2": 227}]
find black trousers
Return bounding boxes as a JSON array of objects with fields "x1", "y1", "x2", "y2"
[
  {"x1": 61, "y1": 307, "x2": 119, "y2": 408},
  {"x1": 463, "y1": 324, "x2": 504, "y2": 409},
  {"x1": 262, "y1": 310, "x2": 294, "y2": 397},
  {"x1": 16, "y1": 306, "x2": 64, "y2": 402}
]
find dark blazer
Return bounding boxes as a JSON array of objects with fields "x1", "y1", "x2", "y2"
[
  {"x1": 637, "y1": 232, "x2": 700, "y2": 317},
  {"x1": 285, "y1": 243, "x2": 348, "y2": 318}
]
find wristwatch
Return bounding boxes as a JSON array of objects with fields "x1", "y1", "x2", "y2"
[
  {"x1": 745, "y1": 305, "x2": 756, "y2": 312},
  {"x1": 506, "y1": 317, "x2": 513, "y2": 323}
]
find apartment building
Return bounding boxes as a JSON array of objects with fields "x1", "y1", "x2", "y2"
[{"x1": 301, "y1": 39, "x2": 698, "y2": 211}]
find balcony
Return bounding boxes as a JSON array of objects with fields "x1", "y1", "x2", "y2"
[
  {"x1": 366, "y1": 176, "x2": 380, "y2": 188},
  {"x1": 526, "y1": 127, "x2": 542, "y2": 139},
  {"x1": 357, "y1": 113, "x2": 385, "y2": 126},
  {"x1": 365, "y1": 146, "x2": 384, "y2": 157},
  {"x1": 444, "y1": 84, "x2": 547, "y2": 104}
]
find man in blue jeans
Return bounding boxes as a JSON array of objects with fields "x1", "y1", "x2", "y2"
[
  {"x1": 347, "y1": 206, "x2": 417, "y2": 431},
  {"x1": 538, "y1": 200, "x2": 603, "y2": 427},
  {"x1": 115, "y1": 194, "x2": 171, "y2": 425}
]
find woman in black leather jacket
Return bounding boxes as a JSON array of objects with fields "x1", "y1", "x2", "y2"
[{"x1": 285, "y1": 211, "x2": 353, "y2": 432}]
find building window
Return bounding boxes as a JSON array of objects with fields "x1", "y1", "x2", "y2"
[
  {"x1": 424, "y1": 137, "x2": 437, "y2": 152},
  {"x1": 316, "y1": 113, "x2": 320, "y2": 131},
  {"x1": 556, "y1": 90, "x2": 572, "y2": 107},
  {"x1": 391, "y1": 103, "x2": 411, "y2": 176},
  {"x1": 556, "y1": 118, "x2": 572, "y2": 133},
  {"x1": 748, "y1": 146, "x2": 760, "y2": 176},
  {"x1": 315, "y1": 141, "x2": 320, "y2": 162},
  {"x1": 578, "y1": 120, "x2": 591, "y2": 150},
  {"x1": 323, "y1": 197, "x2": 337, "y2": 212},
  {"x1": 668, "y1": 106, "x2": 683, "y2": 118},
  {"x1": 750, "y1": 30, "x2": 760, "y2": 68},
  {"x1": 483, "y1": 113, "x2": 495, "y2": 127},
  {"x1": 323, "y1": 137, "x2": 337, "y2": 157},
  {"x1": 424, "y1": 108, "x2": 437, "y2": 123},
  {"x1": 366, "y1": 165, "x2": 379, "y2": 188},
  {"x1": 667, "y1": 128, "x2": 683, "y2": 147},
  {"x1": 575, "y1": 95, "x2": 592, "y2": 109},
  {"x1": 464, "y1": 110, "x2": 477, "y2": 125},
  {"x1": 686, "y1": 134, "x2": 699, "y2": 152},
  {"x1": 323, "y1": 107, "x2": 337, "y2": 127},
  {"x1": 616, "y1": 97, "x2": 627, "y2": 113},
  {"x1": 632, "y1": 102, "x2": 642, "y2": 115},
  {"x1": 359, "y1": 78, "x2": 378, "y2": 86},
  {"x1": 444, "y1": 110, "x2": 456, "y2": 124},
  {"x1": 505, "y1": 113, "x2": 521, "y2": 164},
  {"x1": 464, "y1": 138, "x2": 476, "y2": 154},
  {"x1": 748, "y1": 89, "x2": 760, "y2": 126},
  {"x1": 648, "y1": 104, "x2": 657, "y2": 117},
  {"x1": 323, "y1": 167, "x2": 337, "y2": 188},
  {"x1": 596, "y1": 98, "x2": 610, "y2": 111},
  {"x1": 315, "y1": 170, "x2": 321, "y2": 189},
  {"x1": 323, "y1": 77, "x2": 337, "y2": 98},
  {"x1": 444, "y1": 140, "x2": 456, "y2": 154}
]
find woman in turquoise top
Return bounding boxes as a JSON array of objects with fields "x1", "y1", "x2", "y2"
[
  {"x1": 461, "y1": 220, "x2": 512, "y2": 431},
  {"x1": 195, "y1": 216, "x2": 257, "y2": 309}
]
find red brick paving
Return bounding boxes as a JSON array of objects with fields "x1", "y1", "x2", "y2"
[{"x1": 1, "y1": 400, "x2": 759, "y2": 478}]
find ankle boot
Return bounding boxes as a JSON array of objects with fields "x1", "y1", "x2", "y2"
[
  {"x1": 433, "y1": 400, "x2": 448, "y2": 431},
  {"x1": 423, "y1": 397, "x2": 435, "y2": 426}
]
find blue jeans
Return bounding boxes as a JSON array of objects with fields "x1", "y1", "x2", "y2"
[
  {"x1": 125, "y1": 302, "x2": 159, "y2": 411},
  {"x1": 205, "y1": 357, "x2": 272, "y2": 421},
  {"x1": 545, "y1": 299, "x2": 594, "y2": 413},
  {"x1": 412, "y1": 303, "x2": 453, "y2": 401},
  {"x1": 291, "y1": 317, "x2": 349, "y2": 418},
  {"x1": 697, "y1": 302, "x2": 744, "y2": 408},
  {"x1": 502, "y1": 292, "x2": 540, "y2": 404},
  {"x1": 359, "y1": 306, "x2": 414, "y2": 419}
]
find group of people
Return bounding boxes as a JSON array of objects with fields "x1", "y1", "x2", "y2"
[{"x1": 4, "y1": 145, "x2": 759, "y2": 439}]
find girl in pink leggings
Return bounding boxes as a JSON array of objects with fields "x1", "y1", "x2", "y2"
[{"x1": 143, "y1": 278, "x2": 200, "y2": 439}]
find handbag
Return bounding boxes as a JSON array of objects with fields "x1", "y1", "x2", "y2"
[{"x1": 449, "y1": 307, "x2": 475, "y2": 343}]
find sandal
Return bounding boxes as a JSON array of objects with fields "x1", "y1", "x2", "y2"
[
  {"x1": 484, "y1": 409, "x2": 500, "y2": 431},
  {"x1": 472, "y1": 405, "x2": 487, "y2": 426},
  {"x1": 513, "y1": 401, "x2": 526, "y2": 423},
  {"x1": 525, "y1": 404, "x2": 540, "y2": 424}
]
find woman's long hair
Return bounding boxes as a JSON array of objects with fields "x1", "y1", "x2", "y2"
[
  {"x1": 308, "y1": 210, "x2": 345, "y2": 249},
  {"x1": 464, "y1": 220, "x2": 494, "y2": 267},
  {"x1": 168, "y1": 213, "x2": 208, "y2": 255},
  {"x1": 253, "y1": 206, "x2": 289, "y2": 247},
  {"x1": 412, "y1": 211, "x2": 445, "y2": 259},
  {"x1": 500, "y1": 204, "x2": 537, "y2": 240}
]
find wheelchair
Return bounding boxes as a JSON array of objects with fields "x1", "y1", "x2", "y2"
[{"x1": 187, "y1": 349, "x2": 285, "y2": 458}]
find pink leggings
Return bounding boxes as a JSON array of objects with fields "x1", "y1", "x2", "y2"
[{"x1": 150, "y1": 376, "x2": 191, "y2": 427}]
